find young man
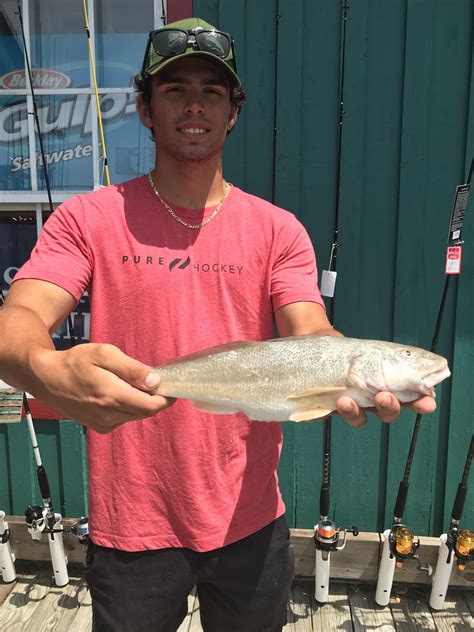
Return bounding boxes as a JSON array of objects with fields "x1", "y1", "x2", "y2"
[{"x1": 0, "y1": 18, "x2": 435, "y2": 632}]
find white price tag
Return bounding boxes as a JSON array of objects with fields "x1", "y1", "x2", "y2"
[{"x1": 321, "y1": 270, "x2": 337, "y2": 297}]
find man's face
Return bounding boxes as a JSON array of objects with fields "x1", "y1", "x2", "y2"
[{"x1": 137, "y1": 57, "x2": 238, "y2": 164}]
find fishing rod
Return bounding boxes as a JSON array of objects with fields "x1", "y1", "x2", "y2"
[
  {"x1": 0, "y1": 291, "x2": 16, "y2": 583},
  {"x1": 82, "y1": 0, "x2": 110, "y2": 187},
  {"x1": 16, "y1": 0, "x2": 77, "y2": 344},
  {"x1": 375, "y1": 160, "x2": 473, "y2": 606},
  {"x1": 314, "y1": 1, "x2": 358, "y2": 605},
  {"x1": 161, "y1": 0, "x2": 167, "y2": 25},
  {"x1": 429, "y1": 434, "x2": 474, "y2": 609}
]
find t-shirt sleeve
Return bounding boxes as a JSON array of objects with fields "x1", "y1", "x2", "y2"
[
  {"x1": 13, "y1": 195, "x2": 92, "y2": 302},
  {"x1": 271, "y1": 215, "x2": 324, "y2": 312}
]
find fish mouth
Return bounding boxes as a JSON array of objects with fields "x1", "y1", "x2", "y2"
[{"x1": 422, "y1": 360, "x2": 451, "y2": 389}]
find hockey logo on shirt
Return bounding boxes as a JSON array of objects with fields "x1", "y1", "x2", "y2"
[{"x1": 121, "y1": 255, "x2": 243, "y2": 275}]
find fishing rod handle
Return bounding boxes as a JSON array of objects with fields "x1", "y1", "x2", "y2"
[
  {"x1": 0, "y1": 512, "x2": 16, "y2": 583},
  {"x1": 375, "y1": 529, "x2": 396, "y2": 606},
  {"x1": 451, "y1": 483, "x2": 467, "y2": 522},
  {"x1": 37, "y1": 465, "x2": 51, "y2": 502},
  {"x1": 429, "y1": 534, "x2": 453, "y2": 610},
  {"x1": 393, "y1": 481, "x2": 409, "y2": 521},
  {"x1": 319, "y1": 486, "x2": 329, "y2": 520},
  {"x1": 48, "y1": 513, "x2": 68, "y2": 587},
  {"x1": 315, "y1": 548, "x2": 330, "y2": 603}
]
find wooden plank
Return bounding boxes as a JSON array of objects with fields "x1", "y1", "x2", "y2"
[
  {"x1": 429, "y1": 590, "x2": 474, "y2": 632},
  {"x1": 6, "y1": 520, "x2": 474, "y2": 587},
  {"x1": 389, "y1": 586, "x2": 436, "y2": 630},
  {"x1": 0, "y1": 565, "x2": 52, "y2": 630},
  {"x1": 348, "y1": 584, "x2": 396, "y2": 631},
  {"x1": 310, "y1": 583, "x2": 353, "y2": 631},
  {"x1": 283, "y1": 580, "x2": 313, "y2": 631},
  {"x1": 187, "y1": 590, "x2": 203, "y2": 632},
  {"x1": 25, "y1": 572, "x2": 90, "y2": 632},
  {"x1": 176, "y1": 586, "x2": 198, "y2": 632},
  {"x1": 0, "y1": 580, "x2": 15, "y2": 607},
  {"x1": 66, "y1": 578, "x2": 92, "y2": 632}
]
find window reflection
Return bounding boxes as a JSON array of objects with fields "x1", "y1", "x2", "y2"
[
  {"x1": 0, "y1": 1, "x2": 24, "y2": 85},
  {"x1": 95, "y1": 0, "x2": 153, "y2": 87},
  {"x1": 0, "y1": 96, "x2": 30, "y2": 190},
  {"x1": 30, "y1": 0, "x2": 89, "y2": 87}
]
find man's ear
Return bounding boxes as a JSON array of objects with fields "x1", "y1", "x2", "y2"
[
  {"x1": 136, "y1": 96, "x2": 152, "y2": 128},
  {"x1": 227, "y1": 106, "x2": 238, "y2": 131}
]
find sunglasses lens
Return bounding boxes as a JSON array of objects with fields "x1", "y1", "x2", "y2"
[
  {"x1": 196, "y1": 31, "x2": 231, "y2": 58},
  {"x1": 152, "y1": 30, "x2": 188, "y2": 57}
]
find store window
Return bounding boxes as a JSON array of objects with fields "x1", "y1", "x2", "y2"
[
  {"x1": 35, "y1": 95, "x2": 94, "y2": 190},
  {"x1": 0, "y1": 96, "x2": 30, "y2": 190},
  {"x1": 0, "y1": 0, "x2": 157, "y2": 195},
  {"x1": 95, "y1": 0, "x2": 154, "y2": 88},
  {"x1": 30, "y1": 0, "x2": 89, "y2": 82},
  {"x1": 0, "y1": 210, "x2": 37, "y2": 296}
]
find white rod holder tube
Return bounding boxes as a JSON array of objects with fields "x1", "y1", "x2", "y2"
[
  {"x1": 375, "y1": 528, "x2": 396, "y2": 606},
  {"x1": 429, "y1": 534, "x2": 453, "y2": 610},
  {"x1": 0, "y1": 512, "x2": 16, "y2": 583},
  {"x1": 315, "y1": 549, "x2": 330, "y2": 603},
  {"x1": 48, "y1": 513, "x2": 68, "y2": 587}
]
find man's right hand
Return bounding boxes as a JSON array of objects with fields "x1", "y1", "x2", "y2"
[
  {"x1": 0, "y1": 279, "x2": 174, "y2": 433},
  {"x1": 29, "y1": 343, "x2": 175, "y2": 433}
]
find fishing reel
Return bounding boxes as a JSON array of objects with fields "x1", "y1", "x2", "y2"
[
  {"x1": 25, "y1": 505, "x2": 64, "y2": 541},
  {"x1": 313, "y1": 519, "x2": 359, "y2": 559},
  {"x1": 387, "y1": 524, "x2": 432, "y2": 574},
  {"x1": 446, "y1": 528, "x2": 474, "y2": 570},
  {"x1": 25, "y1": 506, "x2": 89, "y2": 544},
  {"x1": 70, "y1": 517, "x2": 89, "y2": 544}
]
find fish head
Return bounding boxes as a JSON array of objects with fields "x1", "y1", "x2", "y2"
[
  {"x1": 348, "y1": 343, "x2": 450, "y2": 399},
  {"x1": 378, "y1": 345, "x2": 450, "y2": 397}
]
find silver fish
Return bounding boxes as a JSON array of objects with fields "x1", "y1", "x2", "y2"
[{"x1": 153, "y1": 335, "x2": 450, "y2": 422}]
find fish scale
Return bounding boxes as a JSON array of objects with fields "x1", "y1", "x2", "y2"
[{"x1": 153, "y1": 335, "x2": 450, "y2": 422}]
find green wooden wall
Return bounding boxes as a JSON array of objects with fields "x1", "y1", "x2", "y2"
[{"x1": 1, "y1": 0, "x2": 473, "y2": 538}]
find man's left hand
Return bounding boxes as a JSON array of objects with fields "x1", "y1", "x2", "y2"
[{"x1": 336, "y1": 393, "x2": 437, "y2": 428}]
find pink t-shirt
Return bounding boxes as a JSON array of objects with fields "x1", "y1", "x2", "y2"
[{"x1": 15, "y1": 176, "x2": 323, "y2": 552}]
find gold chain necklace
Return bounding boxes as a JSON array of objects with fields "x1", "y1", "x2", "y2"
[{"x1": 146, "y1": 172, "x2": 229, "y2": 229}]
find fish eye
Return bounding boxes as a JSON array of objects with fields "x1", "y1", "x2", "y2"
[{"x1": 404, "y1": 350, "x2": 412, "y2": 357}]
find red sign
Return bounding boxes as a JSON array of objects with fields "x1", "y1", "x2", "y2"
[
  {"x1": 445, "y1": 246, "x2": 462, "y2": 275},
  {"x1": 0, "y1": 68, "x2": 71, "y2": 90}
]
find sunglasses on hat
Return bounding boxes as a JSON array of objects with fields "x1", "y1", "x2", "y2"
[{"x1": 142, "y1": 27, "x2": 238, "y2": 77}]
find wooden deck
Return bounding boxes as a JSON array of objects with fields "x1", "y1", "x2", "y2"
[{"x1": 1, "y1": 562, "x2": 473, "y2": 631}]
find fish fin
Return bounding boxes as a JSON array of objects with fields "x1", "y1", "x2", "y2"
[
  {"x1": 289, "y1": 408, "x2": 333, "y2": 422},
  {"x1": 191, "y1": 401, "x2": 240, "y2": 415},
  {"x1": 287, "y1": 387, "x2": 346, "y2": 422}
]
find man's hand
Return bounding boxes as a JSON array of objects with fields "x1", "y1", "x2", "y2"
[
  {"x1": 336, "y1": 392, "x2": 437, "y2": 428},
  {"x1": 29, "y1": 343, "x2": 174, "y2": 433}
]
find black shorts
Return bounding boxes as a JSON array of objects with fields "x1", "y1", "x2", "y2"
[{"x1": 84, "y1": 516, "x2": 295, "y2": 632}]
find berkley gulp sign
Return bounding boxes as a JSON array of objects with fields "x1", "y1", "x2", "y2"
[
  {"x1": 0, "y1": 68, "x2": 71, "y2": 89},
  {"x1": 0, "y1": 69, "x2": 136, "y2": 144}
]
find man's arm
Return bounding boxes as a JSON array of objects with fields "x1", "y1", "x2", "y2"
[
  {"x1": 0, "y1": 279, "x2": 173, "y2": 433},
  {"x1": 274, "y1": 301, "x2": 436, "y2": 427}
]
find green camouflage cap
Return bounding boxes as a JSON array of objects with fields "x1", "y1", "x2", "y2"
[{"x1": 142, "y1": 17, "x2": 241, "y2": 88}]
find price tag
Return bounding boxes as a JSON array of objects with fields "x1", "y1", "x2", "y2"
[
  {"x1": 445, "y1": 246, "x2": 462, "y2": 275},
  {"x1": 321, "y1": 270, "x2": 337, "y2": 297}
]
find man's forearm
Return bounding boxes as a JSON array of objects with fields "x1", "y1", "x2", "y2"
[{"x1": 0, "y1": 304, "x2": 56, "y2": 393}]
